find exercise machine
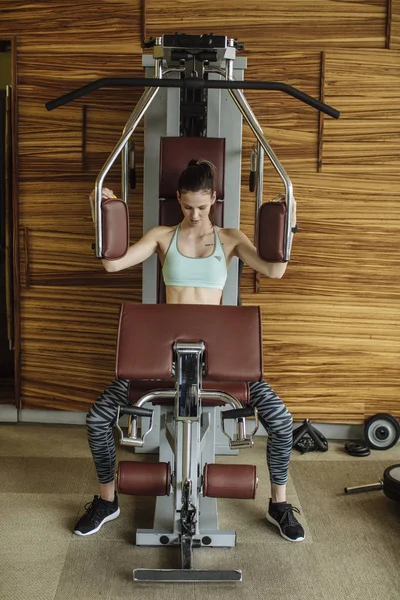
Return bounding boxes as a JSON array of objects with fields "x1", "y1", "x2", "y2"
[
  {"x1": 46, "y1": 33, "x2": 341, "y2": 582},
  {"x1": 114, "y1": 302, "x2": 262, "y2": 581}
]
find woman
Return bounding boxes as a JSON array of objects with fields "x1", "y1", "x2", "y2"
[{"x1": 74, "y1": 159, "x2": 304, "y2": 542}]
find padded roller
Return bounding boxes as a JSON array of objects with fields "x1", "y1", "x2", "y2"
[
  {"x1": 118, "y1": 461, "x2": 171, "y2": 496},
  {"x1": 102, "y1": 198, "x2": 129, "y2": 260},
  {"x1": 203, "y1": 463, "x2": 257, "y2": 499},
  {"x1": 256, "y1": 201, "x2": 287, "y2": 263}
]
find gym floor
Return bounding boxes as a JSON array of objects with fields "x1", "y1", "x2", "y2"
[{"x1": 1, "y1": 423, "x2": 399, "y2": 600}]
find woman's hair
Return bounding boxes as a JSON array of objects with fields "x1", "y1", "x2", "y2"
[{"x1": 177, "y1": 159, "x2": 216, "y2": 195}]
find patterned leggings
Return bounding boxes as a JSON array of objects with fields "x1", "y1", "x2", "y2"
[{"x1": 87, "y1": 379, "x2": 293, "y2": 486}]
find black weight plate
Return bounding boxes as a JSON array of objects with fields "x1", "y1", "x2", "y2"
[
  {"x1": 364, "y1": 414, "x2": 400, "y2": 450},
  {"x1": 345, "y1": 442, "x2": 371, "y2": 457}
]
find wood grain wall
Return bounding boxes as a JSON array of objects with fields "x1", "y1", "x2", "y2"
[{"x1": 0, "y1": 0, "x2": 399, "y2": 423}]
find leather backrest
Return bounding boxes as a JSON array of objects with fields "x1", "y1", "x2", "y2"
[{"x1": 159, "y1": 137, "x2": 225, "y2": 199}]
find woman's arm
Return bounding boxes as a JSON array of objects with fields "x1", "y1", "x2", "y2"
[
  {"x1": 101, "y1": 228, "x2": 159, "y2": 272},
  {"x1": 232, "y1": 230, "x2": 291, "y2": 278}
]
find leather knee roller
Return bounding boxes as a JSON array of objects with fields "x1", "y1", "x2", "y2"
[
  {"x1": 203, "y1": 463, "x2": 257, "y2": 499},
  {"x1": 118, "y1": 461, "x2": 171, "y2": 496}
]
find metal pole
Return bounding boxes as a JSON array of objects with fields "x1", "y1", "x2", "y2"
[
  {"x1": 228, "y1": 88, "x2": 294, "y2": 260},
  {"x1": 95, "y1": 86, "x2": 160, "y2": 256}
]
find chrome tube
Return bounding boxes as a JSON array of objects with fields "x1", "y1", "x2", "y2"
[
  {"x1": 95, "y1": 85, "x2": 160, "y2": 256},
  {"x1": 253, "y1": 143, "x2": 264, "y2": 242},
  {"x1": 120, "y1": 67, "x2": 184, "y2": 204},
  {"x1": 119, "y1": 85, "x2": 160, "y2": 204},
  {"x1": 344, "y1": 482, "x2": 383, "y2": 494},
  {"x1": 4, "y1": 85, "x2": 14, "y2": 349},
  {"x1": 121, "y1": 144, "x2": 129, "y2": 203},
  {"x1": 201, "y1": 390, "x2": 242, "y2": 410},
  {"x1": 205, "y1": 67, "x2": 293, "y2": 260},
  {"x1": 182, "y1": 421, "x2": 192, "y2": 484},
  {"x1": 255, "y1": 142, "x2": 264, "y2": 212},
  {"x1": 134, "y1": 390, "x2": 176, "y2": 407},
  {"x1": 228, "y1": 87, "x2": 293, "y2": 261}
]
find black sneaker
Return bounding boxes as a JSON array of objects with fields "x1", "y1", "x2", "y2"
[
  {"x1": 74, "y1": 495, "x2": 120, "y2": 536},
  {"x1": 267, "y1": 499, "x2": 305, "y2": 542}
]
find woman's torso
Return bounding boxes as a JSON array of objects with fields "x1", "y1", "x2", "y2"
[{"x1": 156, "y1": 224, "x2": 236, "y2": 305}]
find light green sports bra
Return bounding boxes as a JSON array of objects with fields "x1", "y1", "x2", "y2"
[{"x1": 162, "y1": 224, "x2": 228, "y2": 290}]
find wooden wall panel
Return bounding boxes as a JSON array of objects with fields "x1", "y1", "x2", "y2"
[
  {"x1": 1, "y1": 1, "x2": 142, "y2": 53},
  {"x1": 322, "y1": 50, "x2": 400, "y2": 175},
  {"x1": 146, "y1": 0, "x2": 388, "y2": 50},
  {"x1": 19, "y1": 287, "x2": 137, "y2": 410},
  {"x1": 0, "y1": 0, "x2": 399, "y2": 424},
  {"x1": 391, "y1": 0, "x2": 400, "y2": 48}
]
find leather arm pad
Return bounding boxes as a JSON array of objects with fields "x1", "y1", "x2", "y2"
[
  {"x1": 256, "y1": 201, "x2": 288, "y2": 263},
  {"x1": 101, "y1": 198, "x2": 129, "y2": 260}
]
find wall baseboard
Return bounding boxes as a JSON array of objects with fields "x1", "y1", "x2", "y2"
[{"x1": 0, "y1": 405, "x2": 365, "y2": 440}]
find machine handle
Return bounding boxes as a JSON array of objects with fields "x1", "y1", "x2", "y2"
[
  {"x1": 119, "y1": 406, "x2": 153, "y2": 418},
  {"x1": 45, "y1": 77, "x2": 340, "y2": 119},
  {"x1": 222, "y1": 406, "x2": 255, "y2": 420},
  {"x1": 249, "y1": 170, "x2": 256, "y2": 193}
]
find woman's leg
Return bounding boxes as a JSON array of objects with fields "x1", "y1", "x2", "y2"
[
  {"x1": 86, "y1": 378, "x2": 131, "y2": 497},
  {"x1": 248, "y1": 380, "x2": 304, "y2": 542},
  {"x1": 248, "y1": 380, "x2": 293, "y2": 491},
  {"x1": 74, "y1": 379, "x2": 131, "y2": 536}
]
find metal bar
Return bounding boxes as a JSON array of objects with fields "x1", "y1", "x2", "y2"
[
  {"x1": 120, "y1": 85, "x2": 160, "y2": 204},
  {"x1": 206, "y1": 67, "x2": 293, "y2": 260},
  {"x1": 181, "y1": 535, "x2": 193, "y2": 570},
  {"x1": 201, "y1": 390, "x2": 242, "y2": 410},
  {"x1": 121, "y1": 143, "x2": 129, "y2": 203},
  {"x1": 255, "y1": 142, "x2": 264, "y2": 214},
  {"x1": 182, "y1": 421, "x2": 192, "y2": 484},
  {"x1": 119, "y1": 68, "x2": 184, "y2": 220},
  {"x1": 95, "y1": 86, "x2": 160, "y2": 256},
  {"x1": 45, "y1": 77, "x2": 340, "y2": 119},
  {"x1": 228, "y1": 88, "x2": 294, "y2": 261},
  {"x1": 4, "y1": 85, "x2": 14, "y2": 348},
  {"x1": 344, "y1": 482, "x2": 383, "y2": 494}
]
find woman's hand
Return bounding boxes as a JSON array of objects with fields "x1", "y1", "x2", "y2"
[{"x1": 89, "y1": 187, "x2": 116, "y2": 222}]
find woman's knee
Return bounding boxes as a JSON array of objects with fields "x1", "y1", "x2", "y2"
[
  {"x1": 267, "y1": 406, "x2": 293, "y2": 434},
  {"x1": 86, "y1": 379, "x2": 130, "y2": 429}
]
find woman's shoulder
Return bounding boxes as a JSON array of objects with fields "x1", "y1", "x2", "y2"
[
  {"x1": 147, "y1": 224, "x2": 178, "y2": 239},
  {"x1": 215, "y1": 226, "x2": 242, "y2": 240}
]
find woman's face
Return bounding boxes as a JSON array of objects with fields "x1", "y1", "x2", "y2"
[{"x1": 177, "y1": 190, "x2": 216, "y2": 227}]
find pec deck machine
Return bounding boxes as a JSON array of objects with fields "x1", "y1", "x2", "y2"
[{"x1": 47, "y1": 33, "x2": 340, "y2": 583}]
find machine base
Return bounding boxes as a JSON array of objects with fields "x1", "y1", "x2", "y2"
[
  {"x1": 133, "y1": 568, "x2": 242, "y2": 583},
  {"x1": 136, "y1": 529, "x2": 237, "y2": 547}
]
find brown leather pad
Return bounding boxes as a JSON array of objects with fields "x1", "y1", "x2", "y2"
[
  {"x1": 116, "y1": 303, "x2": 263, "y2": 381},
  {"x1": 257, "y1": 201, "x2": 287, "y2": 263},
  {"x1": 203, "y1": 463, "x2": 257, "y2": 499},
  {"x1": 101, "y1": 198, "x2": 129, "y2": 260},
  {"x1": 118, "y1": 461, "x2": 171, "y2": 496}
]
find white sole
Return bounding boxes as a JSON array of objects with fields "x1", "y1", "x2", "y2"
[
  {"x1": 266, "y1": 513, "x2": 305, "y2": 542},
  {"x1": 74, "y1": 507, "x2": 121, "y2": 536}
]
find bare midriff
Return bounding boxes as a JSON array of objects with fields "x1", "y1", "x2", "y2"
[{"x1": 165, "y1": 286, "x2": 222, "y2": 305}]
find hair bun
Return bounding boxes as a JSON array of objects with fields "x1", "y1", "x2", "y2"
[{"x1": 187, "y1": 159, "x2": 198, "y2": 167}]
